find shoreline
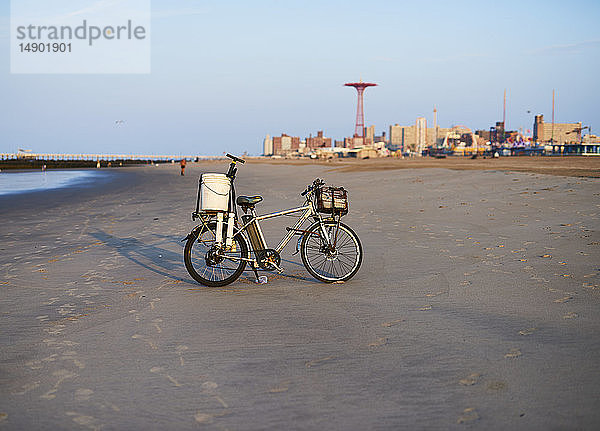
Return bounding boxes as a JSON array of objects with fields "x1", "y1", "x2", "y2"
[{"x1": 2, "y1": 155, "x2": 600, "y2": 178}]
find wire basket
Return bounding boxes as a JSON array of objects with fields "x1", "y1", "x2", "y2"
[{"x1": 316, "y1": 186, "x2": 348, "y2": 216}]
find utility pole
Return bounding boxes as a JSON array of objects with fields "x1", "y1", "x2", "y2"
[
  {"x1": 433, "y1": 106, "x2": 438, "y2": 147},
  {"x1": 551, "y1": 89, "x2": 555, "y2": 145},
  {"x1": 503, "y1": 89, "x2": 506, "y2": 143}
]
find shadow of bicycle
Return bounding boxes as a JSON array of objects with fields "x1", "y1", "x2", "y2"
[
  {"x1": 90, "y1": 230, "x2": 315, "y2": 288},
  {"x1": 90, "y1": 230, "x2": 197, "y2": 285}
]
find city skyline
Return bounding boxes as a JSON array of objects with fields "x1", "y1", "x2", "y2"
[{"x1": 1, "y1": 0, "x2": 599, "y2": 156}]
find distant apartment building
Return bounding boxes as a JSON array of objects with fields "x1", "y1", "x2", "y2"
[
  {"x1": 415, "y1": 117, "x2": 427, "y2": 154},
  {"x1": 305, "y1": 130, "x2": 332, "y2": 150},
  {"x1": 263, "y1": 134, "x2": 273, "y2": 156},
  {"x1": 272, "y1": 134, "x2": 300, "y2": 155},
  {"x1": 364, "y1": 125, "x2": 375, "y2": 146},
  {"x1": 390, "y1": 119, "x2": 451, "y2": 152},
  {"x1": 534, "y1": 115, "x2": 582, "y2": 144},
  {"x1": 342, "y1": 136, "x2": 365, "y2": 149}
]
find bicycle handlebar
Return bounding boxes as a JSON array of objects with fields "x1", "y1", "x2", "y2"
[
  {"x1": 226, "y1": 153, "x2": 245, "y2": 164},
  {"x1": 301, "y1": 178, "x2": 325, "y2": 196}
]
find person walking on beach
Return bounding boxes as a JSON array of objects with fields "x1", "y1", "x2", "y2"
[{"x1": 180, "y1": 159, "x2": 186, "y2": 176}]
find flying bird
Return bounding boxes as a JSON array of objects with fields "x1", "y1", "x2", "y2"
[{"x1": 115, "y1": 120, "x2": 125, "y2": 126}]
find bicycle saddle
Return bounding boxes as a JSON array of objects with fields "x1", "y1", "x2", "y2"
[{"x1": 236, "y1": 195, "x2": 263, "y2": 206}]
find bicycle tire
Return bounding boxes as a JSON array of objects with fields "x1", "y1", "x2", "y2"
[
  {"x1": 184, "y1": 222, "x2": 248, "y2": 287},
  {"x1": 301, "y1": 220, "x2": 362, "y2": 283}
]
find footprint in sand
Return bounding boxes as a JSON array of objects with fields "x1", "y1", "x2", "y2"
[
  {"x1": 381, "y1": 319, "x2": 405, "y2": 327},
  {"x1": 504, "y1": 348, "x2": 522, "y2": 359},
  {"x1": 152, "y1": 318, "x2": 163, "y2": 333},
  {"x1": 554, "y1": 296, "x2": 573, "y2": 303},
  {"x1": 368, "y1": 337, "x2": 388, "y2": 348},
  {"x1": 305, "y1": 356, "x2": 336, "y2": 368},
  {"x1": 132, "y1": 334, "x2": 157, "y2": 350},
  {"x1": 457, "y1": 407, "x2": 480, "y2": 424},
  {"x1": 459, "y1": 373, "x2": 481, "y2": 386},
  {"x1": 65, "y1": 411, "x2": 102, "y2": 430},
  {"x1": 176, "y1": 345, "x2": 188, "y2": 366},
  {"x1": 194, "y1": 413, "x2": 214, "y2": 424},
  {"x1": 519, "y1": 327, "x2": 537, "y2": 336},
  {"x1": 150, "y1": 367, "x2": 183, "y2": 387},
  {"x1": 487, "y1": 381, "x2": 507, "y2": 391},
  {"x1": 74, "y1": 388, "x2": 94, "y2": 402},
  {"x1": 268, "y1": 380, "x2": 292, "y2": 393}
]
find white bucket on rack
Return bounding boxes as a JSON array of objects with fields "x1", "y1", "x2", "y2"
[{"x1": 200, "y1": 173, "x2": 230, "y2": 212}]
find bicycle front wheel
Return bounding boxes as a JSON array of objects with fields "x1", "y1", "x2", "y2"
[
  {"x1": 301, "y1": 220, "x2": 362, "y2": 283},
  {"x1": 184, "y1": 222, "x2": 248, "y2": 287}
]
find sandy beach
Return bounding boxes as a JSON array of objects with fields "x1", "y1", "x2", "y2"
[{"x1": 1, "y1": 159, "x2": 599, "y2": 430}]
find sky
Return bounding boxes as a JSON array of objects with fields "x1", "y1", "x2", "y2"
[{"x1": 1, "y1": 0, "x2": 599, "y2": 156}]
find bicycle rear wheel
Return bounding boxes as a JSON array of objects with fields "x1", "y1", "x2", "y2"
[
  {"x1": 301, "y1": 220, "x2": 362, "y2": 283},
  {"x1": 184, "y1": 222, "x2": 248, "y2": 287}
]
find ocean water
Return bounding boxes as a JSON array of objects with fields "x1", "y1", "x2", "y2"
[{"x1": 0, "y1": 170, "x2": 103, "y2": 196}]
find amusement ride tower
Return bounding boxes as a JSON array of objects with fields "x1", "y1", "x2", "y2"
[{"x1": 344, "y1": 80, "x2": 377, "y2": 143}]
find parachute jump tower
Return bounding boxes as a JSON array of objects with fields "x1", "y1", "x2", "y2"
[{"x1": 344, "y1": 80, "x2": 377, "y2": 141}]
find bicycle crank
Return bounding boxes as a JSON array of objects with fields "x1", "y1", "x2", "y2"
[{"x1": 256, "y1": 249, "x2": 283, "y2": 272}]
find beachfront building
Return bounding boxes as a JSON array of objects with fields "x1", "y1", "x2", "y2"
[
  {"x1": 534, "y1": 115, "x2": 582, "y2": 144},
  {"x1": 272, "y1": 134, "x2": 301, "y2": 156},
  {"x1": 415, "y1": 117, "x2": 427, "y2": 155},
  {"x1": 263, "y1": 134, "x2": 273, "y2": 156},
  {"x1": 305, "y1": 130, "x2": 332, "y2": 150},
  {"x1": 389, "y1": 120, "x2": 452, "y2": 152}
]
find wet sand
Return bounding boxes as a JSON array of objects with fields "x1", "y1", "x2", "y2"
[{"x1": 1, "y1": 161, "x2": 599, "y2": 430}]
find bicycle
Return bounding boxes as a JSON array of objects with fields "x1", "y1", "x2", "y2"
[{"x1": 183, "y1": 154, "x2": 363, "y2": 287}]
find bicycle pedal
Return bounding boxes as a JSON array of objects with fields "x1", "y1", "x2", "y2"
[{"x1": 272, "y1": 263, "x2": 285, "y2": 273}]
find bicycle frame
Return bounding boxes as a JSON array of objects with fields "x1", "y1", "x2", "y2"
[
  {"x1": 192, "y1": 158, "x2": 337, "y2": 265},
  {"x1": 237, "y1": 204, "x2": 317, "y2": 255}
]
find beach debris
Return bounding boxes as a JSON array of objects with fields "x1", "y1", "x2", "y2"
[
  {"x1": 558, "y1": 261, "x2": 567, "y2": 265},
  {"x1": 459, "y1": 373, "x2": 481, "y2": 386},
  {"x1": 541, "y1": 254, "x2": 552, "y2": 258},
  {"x1": 0, "y1": 413, "x2": 7, "y2": 422},
  {"x1": 554, "y1": 296, "x2": 573, "y2": 303},
  {"x1": 563, "y1": 312, "x2": 579, "y2": 319},
  {"x1": 519, "y1": 327, "x2": 537, "y2": 336},
  {"x1": 256, "y1": 276, "x2": 268, "y2": 284},
  {"x1": 425, "y1": 291, "x2": 446, "y2": 297},
  {"x1": 419, "y1": 305, "x2": 432, "y2": 311},
  {"x1": 305, "y1": 356, "x2": 335, "y2": 368},
  {"x1": 368, "y1": 337, "x2": 388, "y2": 348},
  {"x1": 457, "y1": 407, "x2": 480, "y2": 424},
  {"x1": 504, "y1": 348, "x2": 522, "y2": 359}
]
